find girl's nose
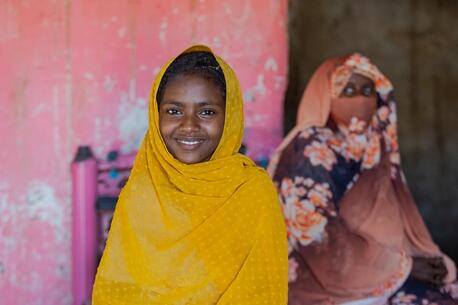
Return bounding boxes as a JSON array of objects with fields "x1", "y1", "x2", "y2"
[{"x1": 180, "y1": 114, "x2": 200, "y2": 133}]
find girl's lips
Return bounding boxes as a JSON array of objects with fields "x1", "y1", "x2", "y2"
[{"x1": 175, "y1": 138, "x2": 206, "y2": 150}]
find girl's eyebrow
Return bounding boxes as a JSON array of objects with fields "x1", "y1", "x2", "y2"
[
  {"x1": 162, "y1": 100, "x2": 224, "y2": 107},
  {"x1": 161, "y1": 100, "x2": 183, "y2": 107},
  {"x1": 196, "y1": 101, "x2": 224, "y2": 107}
]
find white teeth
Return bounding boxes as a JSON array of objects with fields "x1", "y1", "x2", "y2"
[{"x1": 178, "y1": 140, "x2": 202, "y2": 145}]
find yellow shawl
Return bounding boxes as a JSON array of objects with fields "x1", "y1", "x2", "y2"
[{"x1": 92, "y1": 45, "x2": 288, "y2": 305}]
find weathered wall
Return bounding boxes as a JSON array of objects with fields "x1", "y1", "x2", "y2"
[
  {"x1": 287, "y1": 0, "x2": 458, "y2": 260},
  {"x1": 0, "y1": 1, "x2": 287, "y2": 304}
]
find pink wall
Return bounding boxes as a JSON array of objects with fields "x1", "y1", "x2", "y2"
[{"x1": 0, "y1": 1, "x2": 287, "y2": 304}]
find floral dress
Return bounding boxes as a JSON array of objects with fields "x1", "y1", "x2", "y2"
[{"x1": 272, "y1": 121, "x2": 456, "y2": 304}]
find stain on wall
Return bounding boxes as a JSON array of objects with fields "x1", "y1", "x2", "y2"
[
  {"x1": 0, "y1": 1, "x2": 287, "y2": 304},
  {"x1": 286, "y1": 0, "x2": 458, "y2": 261}
]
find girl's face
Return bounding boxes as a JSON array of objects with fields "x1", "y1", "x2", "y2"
[
  {"x1": 330, "y1": 73, "x2": 377, "y2": 127},
  {"x1": 159, "y1": 74, "x2": 226, "y2": 164}
]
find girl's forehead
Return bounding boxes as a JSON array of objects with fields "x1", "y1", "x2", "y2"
[
  {"x1": 161, "y1": 74, "x2": 226, "y2": 106},
  {"x1": 165, "y1": 74, "x2": 222, "y2": 93}
]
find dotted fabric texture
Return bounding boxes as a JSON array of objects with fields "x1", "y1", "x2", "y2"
[{"x1": 92, "y1": 45, "x2": 288, "y2": 305}]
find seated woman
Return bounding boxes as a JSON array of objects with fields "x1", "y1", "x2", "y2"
[{"x1": 268, "y1": 54, "x2": 457, "y2": 305}]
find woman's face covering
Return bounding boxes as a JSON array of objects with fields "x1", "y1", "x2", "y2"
[
  {"x1": 159, "y1": 74, "x2": 226, "y2": 164},
  {"x1": 330, "y1": 73, "x2": 377, "y2": 127}
]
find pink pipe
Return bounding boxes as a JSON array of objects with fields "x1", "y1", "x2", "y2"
[{"x1": 71, "y1": 146, "x2": 98, "y2": 305}]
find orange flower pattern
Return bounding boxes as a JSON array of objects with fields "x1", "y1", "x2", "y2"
[
  {"x1": 388, "y1": 277, "x2": 455, "y2": 305},
  {"x1": 369, "y1": 251, "x2": 411, "y2": 298},
  {"x1": 304, "y1": 141, "x2": 337, "y2": 171},
  {"x1": 288, "y1": 257, "x2": 299, "y2": 283},
  {"x1": 280, "y1": 176, "x2": 334, "y2": 248},
  {"x1": 391, "y1": 292, "x2": 419, "y2": 305}
]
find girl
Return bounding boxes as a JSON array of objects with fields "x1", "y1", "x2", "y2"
[
  {"x1": 268, "y1": 54, "x2": 457, "y2": 305},
  {"x1": 91, "y1": 45, "x2": 288, "y2": 305}
]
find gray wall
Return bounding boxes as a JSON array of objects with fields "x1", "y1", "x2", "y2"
[{"x1": 286, "y1": 0, "x2": 458, "y2": 260}]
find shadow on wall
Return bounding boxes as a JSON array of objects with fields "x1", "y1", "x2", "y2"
[{"x1": 285, "y1": 0, "x2": 458, "y2": 261}]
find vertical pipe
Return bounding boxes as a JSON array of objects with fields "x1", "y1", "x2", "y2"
[{"x1": 72, "y1": 146, "x2": 98, "y2": 305}]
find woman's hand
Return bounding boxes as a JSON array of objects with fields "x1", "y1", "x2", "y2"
[
  {"x1": 441, "y1": 282, "x2": 458, "y2": 299},
  {"x1": 410, "y1": 256, "x2": 448, "y2": 287}
]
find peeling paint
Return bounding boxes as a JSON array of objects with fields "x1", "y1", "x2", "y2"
[
  {"x1": 159, "y1": 18, "x2": 168, "y2": 46},
  {"x1": 103, "y1": 75, "x2": 116, "y2": 92},
  {"x1": 264, "y1": 56, "x2": 278, "y2": 71},
  {"x1": 25, "y1": 182, "x2": 64, "y2": 241},
  {"x1": 118, "y1": 26, "x2": 127, "y2": 38},
  {"x1": 118, "y1": 94, "x2": 148, "y2": 153},
  {"x1": 212, "y1": 36, "x2": 222, "y2": 48},
  {"x1": 0, "y1": 180, "x2": 70, "y2": 304},
  {"x1": 83, "y1": 72, "x2": 94, "y2": 80},
  {"x1": 243, "y1": 74, "x2": 267, "y2": 102},
  {"x1": 254, "y1": 74, "x2": 266, "y2": 95}
]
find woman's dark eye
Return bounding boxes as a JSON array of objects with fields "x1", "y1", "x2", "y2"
[
  {"x1": 342, "y1": 86, "x2": 355, "y2": 96},
  {"x1": 362, "y1": 86, "x2": 375, "y2": 96}
]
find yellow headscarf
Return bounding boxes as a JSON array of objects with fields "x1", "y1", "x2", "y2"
[{"x1": 92, "y1": 45, "x2": 288, "y2": 305}]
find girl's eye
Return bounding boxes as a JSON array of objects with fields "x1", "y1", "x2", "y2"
[
  {"x1": 166, "y1": 109, "x2": 182, "y2": 115},
  {"x1": 362, "y1": 86, "x2": 375, "y2": 96},
  {"x1": 342, "y1": 86, "x2": 356, "y2": 96},
  {"x1": 200, "y1": 109, "x2": 216, "y2": 116}
]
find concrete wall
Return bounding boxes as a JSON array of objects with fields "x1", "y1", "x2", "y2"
[
  {"x1": 0, "y1": 1, "x2": 287, "y2": 304},
  {"x1": 287, "y1": 0, "x2": 458, "y2": 261}
]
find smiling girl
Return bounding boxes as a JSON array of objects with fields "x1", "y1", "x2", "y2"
[{"x1": 92, "y1": 45, "x2": 288, "y2": 305}]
